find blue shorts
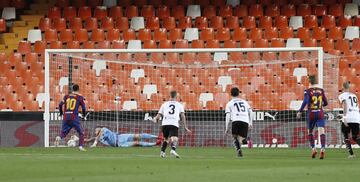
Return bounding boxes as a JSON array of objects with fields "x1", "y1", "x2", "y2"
[
  {"x1": 307, "y1": 112, "x2": 325, "y2": 130},
  {"x1": 117, "y1": 134, "x2": 134, "y2": 147}
]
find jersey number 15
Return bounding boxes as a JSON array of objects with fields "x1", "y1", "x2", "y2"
[{"x1": 234, "y1": 102, "x2": 246, "y2": 112}]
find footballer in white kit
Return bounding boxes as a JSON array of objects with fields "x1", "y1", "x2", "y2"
[
  {"x1": 338, "y1": 82, "x2": 360, "y2": 158},
  {"x1": 225, "y1": 87, "x2": 253, "y2": 158},
  {"x1": 153, "y1": 91, "x2": 191, "y2": 158}
]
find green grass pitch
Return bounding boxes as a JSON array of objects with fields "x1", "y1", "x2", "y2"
[{"x1": 0, "y1": 147, "x2": 359, "y2": 182}]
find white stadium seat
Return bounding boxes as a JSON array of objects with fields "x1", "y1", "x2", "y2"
[
  {"x1": 143, "y1": 84, "x2": 157, "y2": 100},
  {"x1": 186, "y1": 5, "x2": 201, "y2": 19},
  {"x1": 103, "y1": 0, "x2": 117, "y2": 8},
  {"x1": 290, "y1": 100, "x2": 303, "y2": 110},
  {"x1": 130, "y1": 69, "x2": 145, "y2": 83},
  {"x1": 344, "y1": 3, "x2": 359, "y2": 16},
  {"x1": 199, "y1": 93, "x2": 214, "y2": 108},
  {"x1": 122, "y1": 101, "x2": 137, "y2": 110},
  {"x1": 59, "y1": 77, "x2": 69, "y2": 92},
  {"x1": 93, "y1": 60, "x2": 107, "y2": 76},
  {"x1": 289, "y1": 16, "x2": 303, "y2": 30},
  {"x1": 213, "y1": 52, "x2": 228, "y2": 64},
  {"x1": 293, "y1": 68, "x2": 308, "y2": 83},
  {"x1": 36, "y1": 93, "x2": 46, "y2": 108},
  {"x1": 217, "y1": 76, "x2": 233, "y2": 92},
  {"x1": 184, "y1": 28, "x2": 199, "y2": 41},
  {"x1": 127, "y1": 40, "x2": 142, "y2": 49},
  {"x1": 27, "y1": 29, "x2": 42, "y2": 43},
  {"x1": 2, "y1": 7, "x2": 16, "y2": 20},
  {"x1": 227, "y1": 0, "x2": 240, "y2": 7},
  {"x1": 345, "y1": 26, "x2": 359, "y2": 40},
  {"x1": 130, "y1": 17, "x2": 145, "y2": 31},
  {"x1": 286, "y1": 38, "x2": 301, "y2": 48}
]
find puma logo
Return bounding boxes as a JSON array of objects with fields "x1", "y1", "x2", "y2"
[
  {"x1": 265, "y1": 112, "x2": 278, "y2": 120},
  {"x1": 144, "y1": 113, "x2": 153, "y2": 121}
]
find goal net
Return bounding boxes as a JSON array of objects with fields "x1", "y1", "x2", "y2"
[{"x1": 44, "y1": 48, "x2": 341, "y2": 148}]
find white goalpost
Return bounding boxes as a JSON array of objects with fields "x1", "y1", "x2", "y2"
[{"x1": 43, "y1": 48, "x2": 341, "y2": 148}]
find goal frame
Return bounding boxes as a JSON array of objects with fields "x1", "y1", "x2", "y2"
[{"x1": 44, "y1": 47, "x2": 323, "y2": 147}]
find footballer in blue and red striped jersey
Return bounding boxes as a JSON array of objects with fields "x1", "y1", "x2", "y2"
[
  {"x1": 55, "y1": 84, "x2": 86, "y2": 151},
  {"x1": 297, "y1": 75, "x2": 328, "y2": 159}
]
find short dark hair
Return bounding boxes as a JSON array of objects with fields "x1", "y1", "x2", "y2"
[
  {"x1": 343, "y1": 81, "x2": 350, "y2": 89},
  {"x1": 230, "y1": 87, "x2": 240, "y2": 97},
  {"x1": 72, "y1": 84, "x2": 79, "y2": 92},
  {"x1": 170, "y1": 90, "x2": 177, "y2": 98},
  {"x1": 308, "y1": 75, "x2": 317, "y2": 85}
]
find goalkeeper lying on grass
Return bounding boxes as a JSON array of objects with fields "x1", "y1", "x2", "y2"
[{"x1": 85, "y1": 127, "x2": 162, "y2": 147}]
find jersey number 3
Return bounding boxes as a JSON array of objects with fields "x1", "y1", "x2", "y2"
[
  {"x1": 66, "y1": 98, "x2": 77, "y2": 111},
  {"x1": 168, "y1": 104, "x2": 175, "y2": 114}
]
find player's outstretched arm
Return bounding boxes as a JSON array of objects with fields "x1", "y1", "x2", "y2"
[
  {"x1": 91, "y1": 128, "x2": 103, "y2": 147},
  {"x1": 181, "y1": 112, "x2": 191, "y2": 133}
]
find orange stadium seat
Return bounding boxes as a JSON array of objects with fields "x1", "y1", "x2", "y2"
[
  {"x1": 138, "y1": 28, "x2": 152, "y2": 41},
  {"x1": 232, "y1": 27, "x2": 247, "y2": 41},
  {"x1": 134, "y1": 0, "x2": 148, "y2": 7},
  {"x1": 112, "y1": 40, "x2": 126, "y2": 48},
  {"x1": 17, "y1": 41, "x2": 31, "y2": 54},
  {"x1": 210, "y1": 16, "x2": 224, "y2": 29},
  {"x1": 240, "y1": 39, "x2": 253, "y2": 48},
  {"x1": 328, "y1": 26, "x2": 343, "y2": 40},
  {"x1": 175, "y1": 39, "x2": 189, "y2": 48},
  {"x1": 191, "y1": 39, "x2": 205, "y2": 48},
  {"x1": 168, "y1": 28, "x2": 183, "y2": 41},
  {"x1": 243, "y1": 16, "x2": 256, "y2": 29},
  {"x1": 116, "y1": 17, "x2": 129, "y2": 31},
  {"x1": 163, "y1": 17, "x2": 176, "y2": 29},
  {"x1": 297, "y1": 27, "x2": 310, "y2": 40},
  {"x1": 34, "y1": 41, "x2": 47, "y2": 54},
  {"x1": 122, "y1": 29, "x2": 136, "y2": 41},
  {"x1": 83, "y1": 41, "x2": 95, "y2": 49},
  {"x1": 101, "y1": 17, "x2": 114, "y2": 30},
  {"x1": 25, "y1": 52, "x2": 38, "y2": 64},
  {"x1": 48, "y1": 6, "x2": 61, "y2": 19},
  {"x1": 39, "y1": 18, "x2": 52, "y2": 31},
  {"x1": 282, "y1": 4, "x2": 296, "y2": 17},
  {"x1": 225, "y1": 16, "x2": 239, "y2": 29},
  {"x1": 146, "y1": 17, "x2": 160, "y2": 30},
  {"x1": 44, "y1": 29, "x2": 58, "y2": 42},
  {"x1": 254, "y1": 39, "x2": 269, "y2": 48},
  {"x1": 206, "y1": 39, "x2": 220, "y2": 48},
  {"x1": 274, "y1": 16, "x2": 288, "y2": 29},
  {"x1": 78, "y1": 6, "x2": 92, "y2": 20},
  {"x1": 224, "y1": 40, "x2": 237, "y2": 48},
  {"x1": 200, "y1": 28, "x2": 214, "y2": 40},
  {"x1": 143, "y1": 40, "x2": 157, "y2": 48},
  {"x1": 297, "y1": 4, "x2": 312, "y2": 17},
  {"x1": 210, "y1": 0, "x2": 225, "y2": 7},
  {"x1": 195, "y1": 17, "x2": 208, "y2": 30},
  {"x1": 249, "y1": 28, "x2": 263, "y2": 40},
  {"x1": 74, "y1": 29, "x2": 88, "y2": 42},
  {"x1": 66, "y1": 41, "x2": 80, "y2": 49},
  {"x1": 328, "y1": 4, "x2": 343, "y2": 17},
  {"x1": 64, "y1": 6, "x2": 76, "y2": 19},
  {"x1": 85, "y1": 17, "x2": 98, "y2": 31},
  {"x1": 0, "y1": 19, "x2": 5, "y2": 32},
  {"x1": 354, "y1": 16, "x2": 360, "y2": 27},
  {"x1": 259, "y1": 16, "x2": 273, "y2": 29},
  {"x1": 249, "y1": 4, "x2": 263, "y2": 17},
  {"x1": 126, "y1": 6, "x2": 139, "y2": 18},
  {"x1": 157, "y1": 5, "x2": 170, "y2": 19},
  {"x1": 336, "y1": 39, "x2": 350, "y2": 53},
  {"x1": 270, "y1": 38, "x2": 285, "y2": 47},
  {"x1": 153, "y1": 28, "x2": 167, "y2": 41},
  {"x1": 219, "y1": 5, "x2": 233, "y2": 17},
  {"x1": 303, "y1": 38, "x2": 317, "y2": 47},
  {"x1": 352, "y1": 38, "x2": 360, "y2": 52},
  {"x1": 312, "y1": 4, "x2": 327, "y2": 17},
  {"x1": 322, "y1": 15, "x2": 336, "y2": 29},
  {"x1": 234, "y1": 5, "x2": 248, "y2": 17},
  {"x1": 203, "y1": 5, "x2": 216, "y2": 19},
  {"x1": 109, "y1": 6, "x2": 123, "y2": 19},
  {"x1": 53, "y1": 18, "x2": 67, "y2": 31},
  {"x1": 338, "y1": 15, "x2": 353, "y2": 28},
  {"x1": 279, "y1": 27, "x2": 294, "y2": 39},
  {"x1": 49, "y1": 41, "x2": 63, "y2": 49},
  {"x1": 172, "y1": 5, "x2": 185, "y2": 19},
  {"x1": 320, "y1": 38, "x2": 334, "y2": 52},
  {"x1": 141, "y1": 5, "x2": 155, "y2": 18},
  {"x1": 159, "y1": 39, "x2": 173, "y2": 48},
  {"x1": 312, "y1": 27, "x2": 326, "y2": 40},
  {"x1": 59, "y1": 29, "x2": 73, "y2": 42},
  {"x1": 304, "y1": 15, "x2": 318, "y2": 28},
  {"x1": 266, "y1": 5, "x2": 280, "y2": 17},
  {"x1": 69, "y1": 17, "x2": 83, "y2": 30},
  {"x1": 264, "y1": 27, "x2": 278, "y2": 39},
  {"x1": 97, "y1": 41, "x2": 111, "y2": 49},
  {"x1": 215, "y1": 27, "x2": 231, "y2": 41},
  {"x1": 178, "y1": 16, "x2": 192, "y2": 29}
]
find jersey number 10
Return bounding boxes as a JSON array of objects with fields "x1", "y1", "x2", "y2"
[{"x1": 66, "y1": 98, "x2": 77, "y2": 111}]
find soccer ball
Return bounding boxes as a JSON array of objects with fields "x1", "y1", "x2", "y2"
[{"x1": 67, "y1": 139, "x2": 76, "y2": 147}]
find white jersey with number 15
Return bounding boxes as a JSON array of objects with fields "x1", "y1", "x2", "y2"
[
  {"x1": 158, "y1": 101, "x2": 184, "y2": 127},
  {"x1": 339, "y1": 92, "x2": 360, "y2": 123},
  {"x1": 225, "y1": 98, "x2": 253, "y2": 124}
]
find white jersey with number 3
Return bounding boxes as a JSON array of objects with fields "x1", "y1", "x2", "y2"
[
  {"x1": 158, "y1": 101, "x2": 184, "y2": 127},
  {"x1": 225, "y1": 98, "x2": 253, "y2": 125},
  {"x1": 339, "y1": 92, "x2": 360, "y2": 123}
]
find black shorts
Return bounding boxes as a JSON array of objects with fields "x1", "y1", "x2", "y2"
[
  {"x1": 341, "y1": 123, "x2": 360, "y2": 138},
  {"x1": 232, "y1": 121, "x2": 249, "y2": 138},
  {"x1": 162, "y1": 125, "x2": 179, "y2": 138}
]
